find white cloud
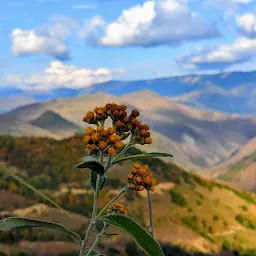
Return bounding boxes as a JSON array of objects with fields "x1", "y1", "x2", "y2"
[
  {"x1": 72, "y1": 4, "x2": 97, "y2": 10},
  {"x1": 90, "y1": 0, "x2": 220, "y2": 47},
  {"x1": 11, "y1": 19, "x2": 77, "y2": 60},
  {"x1": 79, "y1": 15, "x2": 105, "y2": 43},
  {"x1": 1, "y1": 61, "x2": 124, "y2": 90},
  {"x1": 237, "y1": 13, "x2": 256, "y2": 37},
  {"x1": 12, "y1": 29, "x2": 70, "y2": 60},
  {"x1": 178, "y1": 37, "x2": 256, "y2": 70}
]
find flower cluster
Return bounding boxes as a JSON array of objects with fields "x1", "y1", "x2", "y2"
[
  {"x1": 82, "y1": 103, "x2": 153, "y2": 152},
  {"x1": 128, "y1": 163, "x2": 156, "y2": 192},
  {"x1": 107, "y1": 202, "x2": 128, "y2": 216},
  {"x1": 83, "y1": 126, "x2": 123, "y2": 155}
]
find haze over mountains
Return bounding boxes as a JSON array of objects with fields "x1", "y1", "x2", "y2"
[
  {"x1": 1, "y1": 70, "x2": 256, "y2": 191},
  {"x1": 1, "y1": 70, "x2": 256, "y2": 114},
  {"x1": 1, "y1": 90, "x2": 256, "y2": 174}
]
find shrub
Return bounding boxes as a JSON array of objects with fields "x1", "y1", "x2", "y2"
[
  {"x1": 241, "y1": 205, "x2": 248, "y2": 212},
  {"x1": 182, "y1": 217, "x2": 214, "y2": 243},
  {"x1": 213, "y1": 215, "x2": 219, "y2": 222},
  {"x1": 222, "y1": 239, "x2": 232, "y2": 251},
  {"x1": 235, "y1": 214, "x2": 256, "y2": 230},
  {"x1": 170, "y1": 190, "x2": 188, "y2": 208}
]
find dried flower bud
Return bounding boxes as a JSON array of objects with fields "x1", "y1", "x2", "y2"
[
  {"x1": 131, "y1": 109, "x2": 140, "y2": 117},
  {"x1": 108, "y1": 147, "x2": 116, "y2": 155}
]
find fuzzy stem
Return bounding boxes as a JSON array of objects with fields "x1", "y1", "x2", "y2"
[
  {"x1": 93, "y1": 184, "x2": 129, "y2": 224},
  {"x1": 105, "y1": 154, "x2": 112, "y2": 172},
  {"x1": 111, "y1": 143, "x2": 132, "y2": 165},
  {"x1": 147, "y1": 190, "x2": 154, "y2": 238},
  {"x1": 85, "y1": 222, "x2": 107, "y2": 256},
  {"x1": 79, "y1": 174, "x2": 101, "y2": 256}
]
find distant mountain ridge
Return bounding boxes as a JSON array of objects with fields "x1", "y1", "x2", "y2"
[
  {"x1": 1, "y1": 70, "x2": 256, "y2": 114},
  {"x1": 1, "y1": 91, "x2": 256, "y2": 171}
]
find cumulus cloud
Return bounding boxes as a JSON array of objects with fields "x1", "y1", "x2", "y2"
[
  {"x1": 79, "y1": 15, "x2": 105, "y2": 43},
  {"x1": 237, "y1": 13, "x2": 256, "y2": 37},
  {"x1": 88, "y1": 0, "x2": 220, "y2": 47},
  {"x1": 178, "y1": 37, "x2": 256, "y2": 70},
  {"x1": 11, "y1": 18, "x2": 77, "y2": 60},
  {"x1": 1, "y1": 61, "x2": 124, "y2": 90}
]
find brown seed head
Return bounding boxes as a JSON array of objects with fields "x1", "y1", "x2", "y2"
[
  {"x1": 97, "y1": 126, "x2": 104, "y2": 133},
  {"x1": 91, "y1": 133, "x2": 100, "y2": 141},
  {"x1": 130, "y1": 184, "x2": 136, "y2": 190},
  {"x1": 109, "y1": 135, "x2": 117, "y2": 143},
  {"x1": 115, "y1": 141, "x2": 123, "y2": 149},
  {"x1": 115, "y1": 120, "x2": 123, "y2": 127},
  {"x1": 132, "y1": 168, "x2": 138, "y2": 174},
  {"x1": 106, "y1": 103, "x2": 112, "y2": 110},
  {"x1": 143, "y1": 175, "x2": 152, "y2": 185},
  {"x1": 86, "y1": 127, "x2": 95, "y2": 135},
  {"x1": 123, "y1": 117, "x2": 130, "y2": 123},
  {"x1": 108, "y1": 147, "x2": 116, "y2": 155},
  {"x1": 128, "y1": 173, "x2": 133, "y2": 179},
  {"x1": 108, "y1": 127, "x2": 116, "y2": 135},
  {"x1": 99, "y1": 141, "x2": 108, "y2": 150},
  {"x1": 145, "y1": 137, "x2": 153, "y2": 144},
  {"x1": 138, "y1": 168, "x2": 146, "y2": 176},
  {"x1": 83, "y1": 135, "x2": 91, "y2": 143},
  {"x1": 139, "y1": 185, "x2": 144, "y2": 191},
  {"x1": 136, "y1": 176, "x2": 142, "y2": 183},
  {"x1": 86, "y1": 111, "x2": 94, "y2": 119},
  {"x1": 131, "y1": 109, "x2": 140, "y2": 117}
]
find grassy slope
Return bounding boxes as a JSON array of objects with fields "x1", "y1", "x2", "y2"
[
  {"x1": 1, "y1": 135, "x2": 256, "y2": 255},
  {"x1": 217, "y1": 152, "x2": 256, "y2": 192}
]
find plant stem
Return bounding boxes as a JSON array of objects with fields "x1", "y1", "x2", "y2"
[
  {"x1": 85, "y1": 222, "x2": 107, "y2": 256},
  {"x1": 111, "y1": 143, "x2": 132, "y2": 165},
  {"x1": 105, "y1": 154, "x2": 112, "y2": 172},
  {"x1": 79, "y1": 174, "x2": 101, "y2": 256},
  {"x1": 147, "y1": 190, "x2": 154, "y2": 238},
  {"x1": 93, "y1": 184, "x2": 129, "y2": 224}
]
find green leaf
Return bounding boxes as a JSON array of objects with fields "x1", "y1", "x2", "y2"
[
  {"x1": 90, "y1": 171, "x2": 107, "y2": 191},
  {"x1": 0, "y1": 217, "x2": 81, "y2": 244},
  {"x1": 99, "y1": 214, "x2": 164, "y2": 256},
  {"x1": 0, "y1": 166, "x2": 70, "y2": 217},
  {"x1": 73, "y1": 156, "x2": 105, "y2": 175},
  {"x1": 113, "y1": 152, "x2": 173, "y2": 165},
  {"x1": 84, "y1": 250, "x2": 104, "y2": 256}
]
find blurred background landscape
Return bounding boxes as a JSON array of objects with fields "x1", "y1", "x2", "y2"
[{"x1": 0, "y1": 0, "x2": 256, "y2": 255}]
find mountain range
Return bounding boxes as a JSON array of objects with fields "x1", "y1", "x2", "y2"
[
  {"x1": 1, "y1": 90, "x2": 256, "y2": 174},
  {"x1": 1, "y1": 70, "x2": 256, "y2": 114}
]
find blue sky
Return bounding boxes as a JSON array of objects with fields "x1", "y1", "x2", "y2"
[{"x1": 0, "y1": 0, "x2": 256, "y2": 92}]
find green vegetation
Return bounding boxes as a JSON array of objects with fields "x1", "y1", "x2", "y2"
[
  {"x1": 170, "y1": 190, "x2": 188, "y2": 208},
  {"x1": 213, "y1": 215, "x2": 220, "y2": 222},
  {"x1": 241, "y1": 205, "x2": 249, "y2": 212},
  {"x1": 235, "y1": 214, "x2": 256, "y2": 230},
  {"x1": 181, "y1": 216, "x2": 215, "y2": 243}
]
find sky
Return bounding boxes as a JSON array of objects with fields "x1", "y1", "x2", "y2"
[{"x1": 0, "y1": 0, "x2": 256, "y2": 92}]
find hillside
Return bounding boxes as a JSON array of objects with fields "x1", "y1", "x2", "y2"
[
  {"x1": 2, "y1": 91, "x2": 256, "y2": 170},
  {"x1": 30, "y1": 111, "x2": 82, "y2": 138},
  {"x1": 204, "y1": 137, "x2": 256, "y2": 192},
  {"x1": 1, "y1": 135, "x2": 256, "y2": 255},
  {"x1": 0, "y1": 115, "x2": 60, "y2": 139},
  {"x1": 214, "y1": 152, "x2": 256, "y2": 192}
]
